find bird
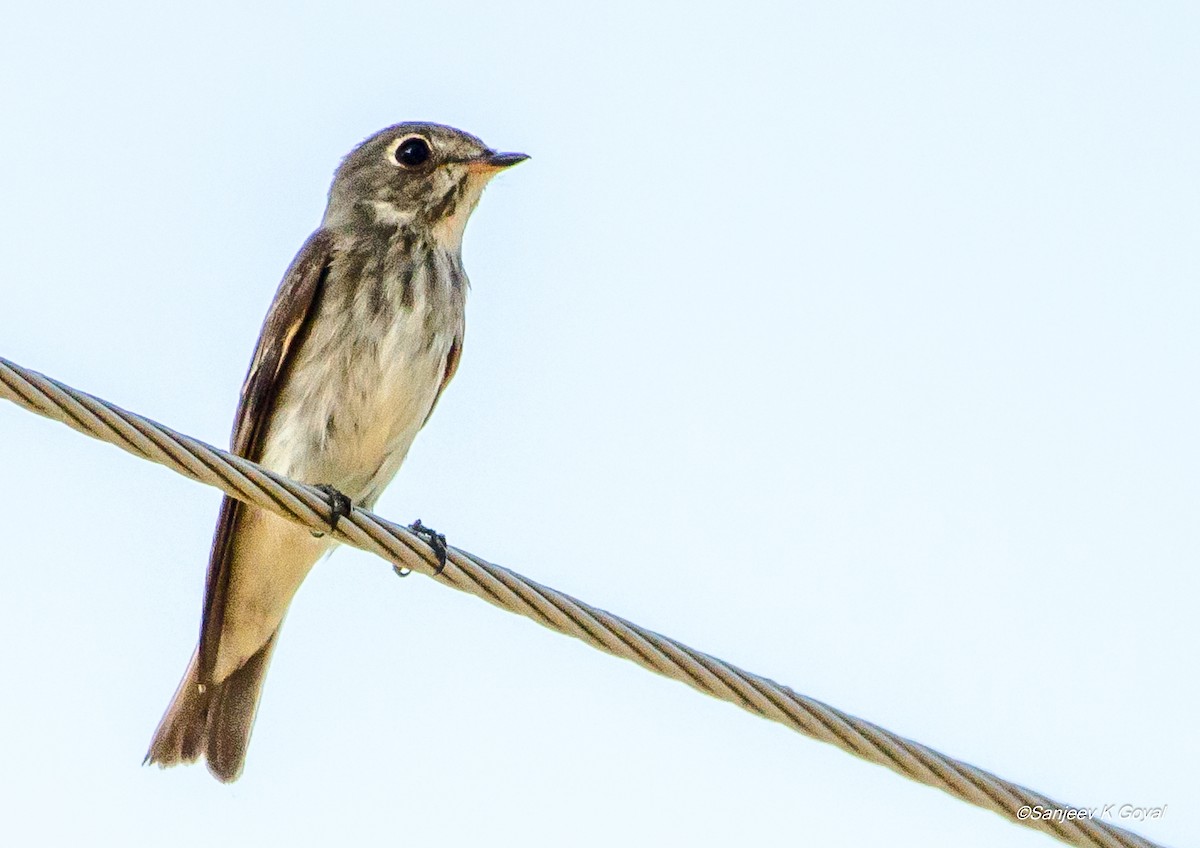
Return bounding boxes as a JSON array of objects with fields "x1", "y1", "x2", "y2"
[{"x1": 145, "y1": 122, "x2": 526, "y2": 782}]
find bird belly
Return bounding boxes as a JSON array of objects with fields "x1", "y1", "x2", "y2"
[{"x1": 213, "y1": 305, "x2": 455, "y2": 681}]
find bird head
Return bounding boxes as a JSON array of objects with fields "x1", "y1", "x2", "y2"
[{"x1": 325, "y1": 122, "x2": 527, "y2": 248}]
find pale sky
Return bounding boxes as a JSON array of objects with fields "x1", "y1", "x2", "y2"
[{"x1": 0, "y1": 2, "x2": 1195, "y2": 846}]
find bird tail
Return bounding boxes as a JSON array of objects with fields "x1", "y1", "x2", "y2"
[{"x1": 144, "y1": 631, "x2": 279, "y2": 783}]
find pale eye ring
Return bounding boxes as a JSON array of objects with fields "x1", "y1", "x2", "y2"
[{"x1": 391, "y1": 134, "x2": 432, "y2": 168}]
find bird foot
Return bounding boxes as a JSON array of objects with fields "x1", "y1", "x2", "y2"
[
  {"x1": 406, "y1": 519, "x2": 448, "y2": 576},
  {"x1": 311, "y1": 484, "x2": 353, "y2": 536}
]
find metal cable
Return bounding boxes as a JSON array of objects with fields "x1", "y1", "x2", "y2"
[{"x1": 0, "y1": 355, "x2": 1164, "y2": 848}]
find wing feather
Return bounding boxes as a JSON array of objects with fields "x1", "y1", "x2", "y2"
[
  {"x1": 197, "y1": 229, "x2": 336, "y2": 681},
  {"x1": 422, "y1": 332, "x2": 462, "y2": 427}
]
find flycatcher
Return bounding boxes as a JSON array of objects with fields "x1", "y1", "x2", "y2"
[{"x1": 145, "y1": 122, "x2": 526, "y2": 782}]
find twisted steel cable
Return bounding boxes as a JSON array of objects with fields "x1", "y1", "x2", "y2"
[{"x1": 0, "y1": 355, "x2": 1164, "y2": 848}]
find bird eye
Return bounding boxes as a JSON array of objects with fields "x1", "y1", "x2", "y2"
[{"x1": 393, "y1": 135, "x2": 432, "y2": 168}]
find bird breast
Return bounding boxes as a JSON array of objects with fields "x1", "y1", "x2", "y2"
[{"x1": 259, "y1": 244, "x2": 465, "y2": 507}]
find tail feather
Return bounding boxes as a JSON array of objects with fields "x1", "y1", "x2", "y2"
[
  {"x1": 206, "y1": 631, "x2": 278, "y2": 781},
  {"x1": 145, "y1": 631, "x2": 279, "y2": 783}
]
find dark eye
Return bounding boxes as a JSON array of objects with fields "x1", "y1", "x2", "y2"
[{"x1": 394, "y1": 136, "x2": 431, "y2": 168}]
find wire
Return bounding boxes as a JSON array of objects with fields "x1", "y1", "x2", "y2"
[{"x1": 0, "y1": 355, "x2": 1163, "y2": 848}]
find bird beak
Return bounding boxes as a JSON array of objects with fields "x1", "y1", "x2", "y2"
[{"x1": 469, "y1": 150, "x2": 530, "y2": 172}]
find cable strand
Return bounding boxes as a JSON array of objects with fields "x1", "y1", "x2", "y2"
[{"x1": 0, "y1": 355, "x2": 1165, "y2": 848}]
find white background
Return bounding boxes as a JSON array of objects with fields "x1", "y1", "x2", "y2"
[{"x1": 0, "y1": 2, "x2": 1195, "y2": 846}]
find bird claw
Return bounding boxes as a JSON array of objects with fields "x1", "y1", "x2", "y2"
[
  {"x1": 312, "y1": 484, "x2": 352, "y2": 536},
  {"x1": 408, "y1": 519, "x2": 448, "y2": 575}
]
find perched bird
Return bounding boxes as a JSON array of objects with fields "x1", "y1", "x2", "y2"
[{"x1": 145, "y1": 122, "x2": 526, "y2": 782}]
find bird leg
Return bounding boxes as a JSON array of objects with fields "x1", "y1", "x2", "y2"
[
  {"x1": 407, "y1": 519, "x2": 448, "y2": 576},
  {"x1": 312, "y1": 484, "x2": 353, "y2": 535}
]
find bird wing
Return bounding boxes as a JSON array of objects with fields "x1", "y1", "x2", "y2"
[
  {"x1": 197, "y1": 228, "x2": 337, "y2": 681},
  {"x1": 421, "y1": 331, "x2": 463, "y2": 428}
]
